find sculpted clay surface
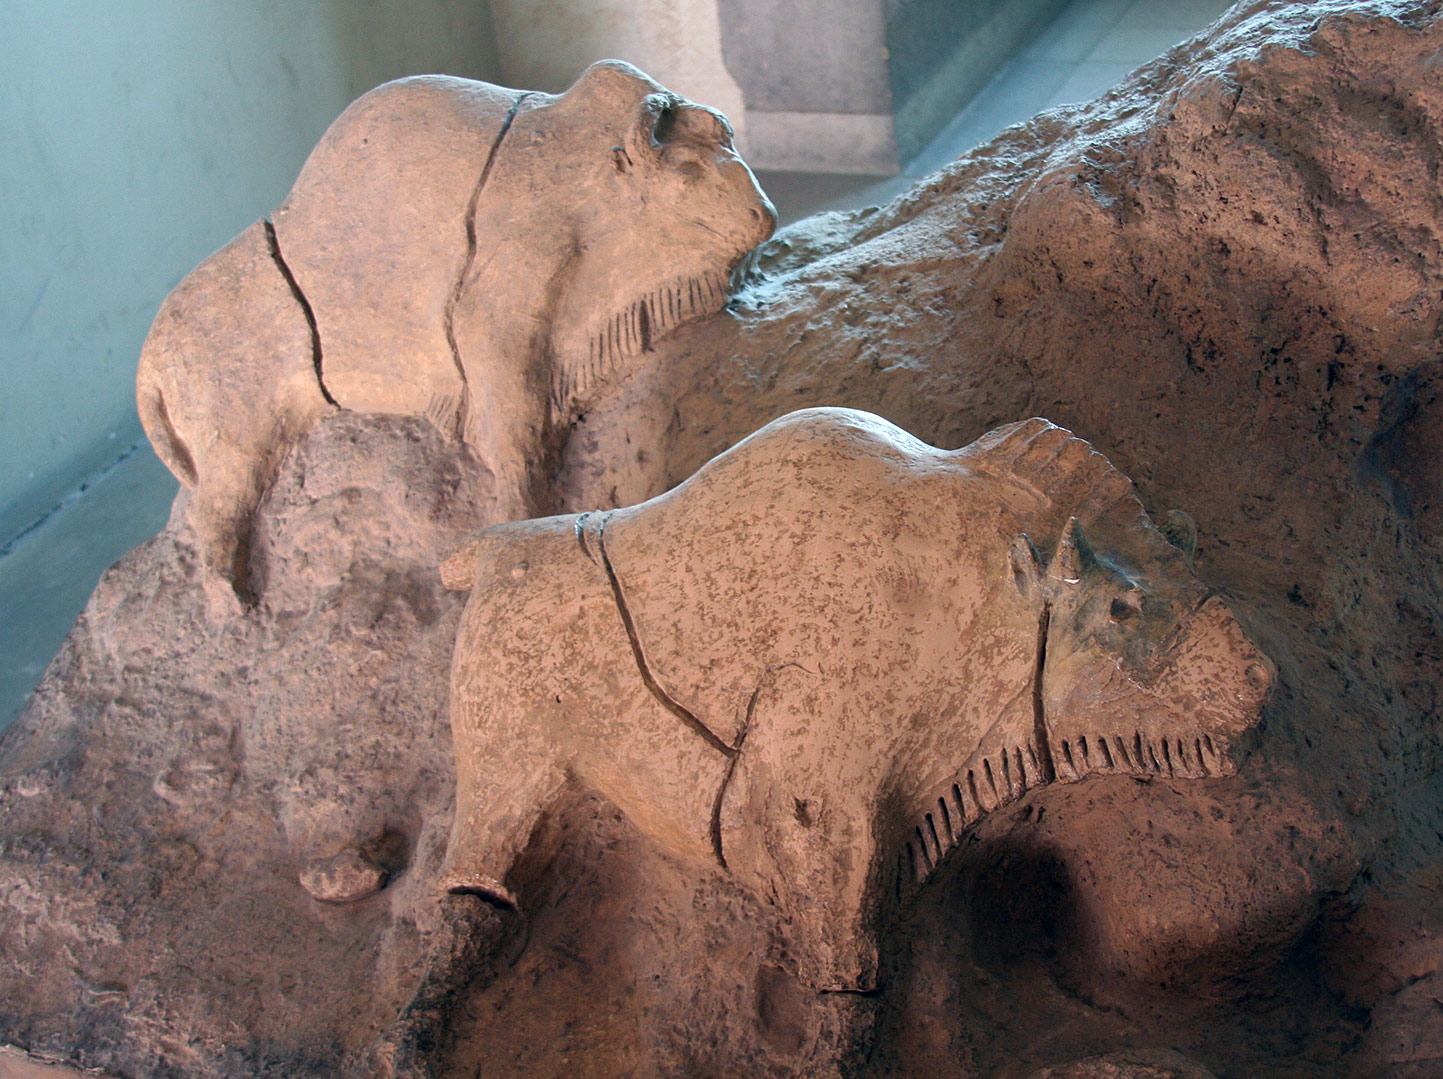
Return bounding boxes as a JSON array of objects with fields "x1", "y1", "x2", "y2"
[
  {"x1": 4, "y1": 1, "x2": 1443, "y2": 1076},
  {"x1": 136, "y1": 61, "x2": 774, "y2": 604},
  {"x1": 437, "y1": 409, "x2": 1270, "y2": 996}
]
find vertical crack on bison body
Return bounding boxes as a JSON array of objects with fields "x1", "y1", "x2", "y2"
[
  {"x1": 1034, "y1": 602, "x2": 1057, "y2": 784},
  {"x1": 262, "y1": 217, "x2": 337, "y2": 408},
  {"x1": 595, "y1": 512, "x2": 737, "y2": 758}
]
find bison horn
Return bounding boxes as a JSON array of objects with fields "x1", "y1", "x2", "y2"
[
  {"x1": 1009, "y1": 533, "x2": 1043, "y2": 597},
  {"x1": 1052, "y1": 517, "x2": 1097, "y2": 583},
  {"x1": 1163, "y1": 509, "x2": 1198, "y2": 561}
]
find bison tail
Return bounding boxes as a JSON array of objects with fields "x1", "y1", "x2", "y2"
[
  {"x1": 136, "y1": 377, "x2": 199, "y2": 490},
  {"x1": 439, "y1": 533, "x2": 487, "y2": 591}
]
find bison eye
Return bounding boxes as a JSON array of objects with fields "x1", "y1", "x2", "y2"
[
  {"x1": 1110, "y1": 592, "x2": 1143, "y2": 621},
  {"x1": 793, "y1": 797, "x2": 815, "y2": 827}
]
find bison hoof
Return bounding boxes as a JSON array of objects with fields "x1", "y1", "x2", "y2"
[{"x1": 300, "y1": 847, "x2": 389, "y2": 903}]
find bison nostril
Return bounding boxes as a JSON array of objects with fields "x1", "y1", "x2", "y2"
[
  {"x1": 1110, "y1": 593, "x2": 1142, "y2": 621},
  {"x1": 652, "y1": 104, "x2": 677, "y2": 143},
  {"x1": 1245, "y1": 662, "x2": 1271, "y2": 691}
]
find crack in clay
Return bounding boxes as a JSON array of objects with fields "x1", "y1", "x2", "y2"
[
  {"x1": 596, "y1": 512, "x2": 736, "y2": 758},
  {"x1": 1033, "y1": 602, "x2": 1057, "y2": 784},
  {"x1": 573, "y1": 511, "x2": 600, "y2": 566},
  {"x1": 444, "y1": 91, "x2": 532, "y2": 440},
  {"x1": 262, "y1": 218, "x2": 337, "y2": 408},
  {"x1": 708, "y1": 664, "x2": 808, "y2": 871},
  {"x1": 711, "y1": 754, "x2": 741, "y2": 870}
]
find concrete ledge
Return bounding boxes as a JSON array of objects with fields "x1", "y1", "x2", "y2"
[{"x1": 744, "y1": 110, "x2": 899, "y2": 175}]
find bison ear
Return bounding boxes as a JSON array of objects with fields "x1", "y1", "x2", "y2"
[
  {"x1": 1052, "y1": 517, "x2": 1097, "y2": 582},
  {"x1": 1163, "y1": 509, "x2": 1198, "y2": 562},
  {"x1": 1009, "y1": 533, "x2": 1043, "y2": 598}
]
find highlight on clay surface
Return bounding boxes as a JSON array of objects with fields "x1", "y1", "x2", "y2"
[{"x1": 15, "y1": 2, "x2": 1443, "y2": 1073}]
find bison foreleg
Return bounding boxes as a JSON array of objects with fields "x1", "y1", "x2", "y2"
[{"x1": 367, "y1": 893, "x2": 517, "y2": 1079}]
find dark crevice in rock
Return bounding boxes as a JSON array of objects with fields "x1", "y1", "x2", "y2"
[
  {"x1": 444, "y1": 91, "x2": 533, "y2": 441},
  {"x1": 262, "y1": 217, "x2": 336, "y2": 408}
]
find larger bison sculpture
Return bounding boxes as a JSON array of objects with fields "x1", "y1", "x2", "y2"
[{"x1": 421, "y1": 408, "x2": 1273, "y2": 1028}]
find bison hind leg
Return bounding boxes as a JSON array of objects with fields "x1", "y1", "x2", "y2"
[
  {"x1": 366, "y1": 893, "x2": 517, "y2": 1079},
  {"x1": 190, "y1": 422, "x2": 316, "y2": 615},
  {"x1": 437, "y1": 864, "x2": 519, "y2": 911}
]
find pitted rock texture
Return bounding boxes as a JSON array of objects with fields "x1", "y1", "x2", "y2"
[
  {"x1": 1023, "y1": 1051, "x2": 1218, "y2": 1079},
  {"x1": 3, "y1": 0, "x2": 1443, "y2": 1077},
  {"x1": 0, "y1": 415, "x2": 488, "y2": 1078}
]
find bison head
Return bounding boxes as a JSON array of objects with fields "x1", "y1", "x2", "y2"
[
  {"x1": 1020, "y1": 517, "x2": 1274, "y2": 785},
  {"x1": 454, "y1": 61, "x2": 777, "y2": 475}
]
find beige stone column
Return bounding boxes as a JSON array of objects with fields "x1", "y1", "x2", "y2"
[{"x1": 489, "y1": 0, "x2": 749, "y2": 151}]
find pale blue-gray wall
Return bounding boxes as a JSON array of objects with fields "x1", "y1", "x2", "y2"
[{"x1": 0, "y1": 1, "x2": 500, "y2": 545}]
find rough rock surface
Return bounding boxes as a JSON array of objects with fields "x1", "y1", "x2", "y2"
[
  {"x1": 1022, "y1": 1051, "x2": 1218, "y2": 1079},
  {"x1": 0, "y1": 415, "x2": 490, "y2": 1078},
  {"x1": 3, "y1": 0, "x2": 1443, "y2": 1076}
]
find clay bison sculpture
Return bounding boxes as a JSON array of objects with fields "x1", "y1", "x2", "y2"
[
  {"x1": 432, "y1": 408, "x2": 1274, "y2": 1001},
  {"x1": 136, "y1": 61, "x2": 775, "y2": 607}
]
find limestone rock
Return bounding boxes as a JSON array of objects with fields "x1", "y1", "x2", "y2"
[
  {"x1": 0, "y1": 1047, "x2": 90, "y2": 1079},
  {"x1": 1024, "y1": 1049, "x2": 1218, "y2": 1079},
  {"x1": 0, "y1": 414, "x2": 488, "y2": 1078}
]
